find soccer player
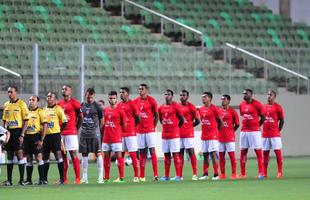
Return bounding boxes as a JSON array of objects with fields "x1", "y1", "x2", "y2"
[
  {"x1": 24, "y1": 95, "x2": 47, "y2": 185},
  {"x1": 2, "y1": 86, "x2": 29, "y2": 186},
  {"x1": 102, "y1": 91, "x2": 126, "y2": 183},
  {"x1": 134, "y1": 84, "x2": 159, "y2": 181},
  {"x1": 158, "y1": 89, "x2": 184, "y2": 181},
  {"x1": 58, "y1": 84, "x2": 82, "y2": 184},
  {"x1": 179, "y1": 90, "x2": 200, "y2": 180},
  {"x1": 218, "y1": 94, "x2": 239, "y2": 180},
  {"x1": 238, "y1": 89, "x2": 265, "y2": 179},
  {"x1": 262, "y1": 90, "x2": 284, "y2": 178},
  {"x1": 43, "y1": 92, "x2": 67, "y2": 185},
  {"x1": 80, "y1": 88, "x2": 105, "y2": 184},
  {"x1": 199, "y1": 92, "x2": 222, "y2": 180},
  {"x1": 118, "y1": 87, "x2": 140, "y2": 182}
]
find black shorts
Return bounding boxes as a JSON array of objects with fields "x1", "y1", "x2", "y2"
[
  {"x1": 5, "y1": 128, "x2": 23, "y2": 152},
  {"x1": 24, "y1": 134, "x2": 42, "y2": 155},
  {"x1": 79, "y1": 137, "x2": 101, "y2": 154},
  {"x1": 43, "y1": 133, "x2": 61, "y2": 154}
]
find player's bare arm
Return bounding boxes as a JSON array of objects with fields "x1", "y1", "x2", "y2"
[
  {"x1": 20, "y1": 119, "x2": 29, "y2": 144},
  {"x1": 259, "y1": 114, "x2": 266, "y2": 127},
  {"x1": 76, "y1": 111, "x2": 83, "y2": 130},
  {"x1": 193, "y1": 117, "x2": 200, "y2": 127},
  {"x1": 37, "y1": 122, "x2": 47, "y2": 149},
  {"x1": 217, "y1": 117, "x2": 223, "y2": 130},
  {"x1": 234, "y1": 123, "x2": 240, "y2": 131},
  {"x1": 61, "y1": 122, "x2": 68, "y2": 132},
  {"x1": 279, "y1": 118, "x2": 284, "y2": 131},
  {"x1": 177, "y1": 114, "x2": 184, "y2": 127},
  {"x1": 4, "y1": 130, "x2": 10, "y2": 144},
  {"x1": 134, "y1": 115, "x2": 141, "y2": 126},
  {"x1": 153, "y1": 111, "x2": 159, "y2": 127}
]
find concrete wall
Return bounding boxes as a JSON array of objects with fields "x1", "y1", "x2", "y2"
[{"x1": 1, "y1": 93, "x2": 309, "y2": 157}]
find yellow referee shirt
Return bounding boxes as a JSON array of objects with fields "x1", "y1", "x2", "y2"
[
  {"x1": 44, "y1": 105, "x2": 67, "y2": 135},
  {"x1": 2, "y1": 99, "x2": 29, "y2": 129},
  {"x1": 26, "y1": 107, "x2": 47, "y2": 135}
]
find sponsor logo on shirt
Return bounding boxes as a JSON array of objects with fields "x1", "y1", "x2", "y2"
[
  {"x1": 242, "y1": 114, "x2": 254, "y2": 120},
  {"x1": 7, "y1": 120, "x2": 18, "y2": 127}
]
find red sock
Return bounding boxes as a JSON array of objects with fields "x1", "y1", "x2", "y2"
[
  {"x1": 117, "y1": 157, "x2": 124, "y2": 179},
  {"x1": 219, "y1": 152, "x2": 226, "y2": 175},
  {"x1": 228, "y1": 151, "x2": 236, "y2": 175},
  {"x1": 63, "y1": 153, "x2": 68, "y2": 182},
  {"x1": 263, "y1": 150, "x2": 270, "y2": 176},
  {"x1": 139, "y1": 152, "x2": 146, "y2": 178},
  {"x1": 179, "y1": 153, "x2": 184, "y2": 177},
  {"x1": 104, "y1": 156, "x2": 111, "y2": 180},
  {"x1": 129, "y1": 152, "x2": 139, "y2": 177},
  {"x1": 189, "y1": 153, "x2": 197, "y2": 175},
  {"x1": 240, "y1": 149, "x2": 248, "y2": 176},
  {"x1": 203, "y1": 163, "x2": 209, "y2": 175},
  {"x1": 72, "y1": 157, "x2": 80, "y2": 180},
  {"x1": 255, "y1": 149, "x2": 264, "y2": 175},
  {"x1": 173, "y1": 153, "x2": 181, "y2": 177},
  {"x1": 164, "y1": 154, "x2": 171, "y2": 177},
  {"x1": 274, "y1": 149, "x2": 283, "y2": 173},
  {"x1": 150, "y1": 151, "x2": 158, "y2": 177},
  {"x1": 213, "y1": 161, "x2": 219, "y2": 175}
]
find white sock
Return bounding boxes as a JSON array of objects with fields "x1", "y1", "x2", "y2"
[
  {"x1": 82, "y1": 157, "x2": 88, "y2": 180},
  {"x1": 97, "y1": 155, "x2": 103, "y2": 180}
]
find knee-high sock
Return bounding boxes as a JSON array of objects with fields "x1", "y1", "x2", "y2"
[
  {"x1": 263, "y1": 150, "x2": 270, "y2": 176},
  {"x1": 139, "y1": 151, "x2": 146, "y2": 178},
  {"x1": 219, "y1": 152, "x2": 226, "y2": 175},
  {"x1": 18, "y1": 159, "x2": 26, "y2": 182},
  {"x1": 179, "y1": 152, "x2": 184, "y2": 177},
  {"x1": 82, "y1": 157, "x2": 88, "y2": 180},
  {"x1": 7, "y1": 160, "x2": 13, "y2": 183},
  {"x1": 254, "y1": 149, "x2": 264, "y2": 175},
  {"x1": 38, "y1": 160, "x2": 45, "y2": 181},
  {"x1": 117, "y1": 157, "x2": 124, "y2": 179},
  {"x1": 164, "y1": 154, "x2": 171, "y2": 178},
  {"x1": 274, "y1": 149, "x2": 283, "y2": 173},
  {"x1": 240, "y1": 149, "x2": 248, "y2": 176},
  {"x1": 150, "y1": 151, "x2": 158, "y2": 177},
  {"x1": 26, "y1": 162, "x2": 33, "y2": 182},
  {"x1": 213, "y1": 159, "x2": 219, "y2": 176},
  {"x1": 129, "y1": 152, "x2": 139, "y2": 177},
  {"x1": 228, "y1": 151, "x2": 237, "y2": 175},
  {"x1": 173, "y1": 153, "x2": 181, "y2": 177},
  {"x1": 43, "y1": 160, "x2": 50, "y2": 182},
  {"x1": 57, "y1": 159, "x2": 64, "y2": 181},
  {"x1": 63, "y1": 153, "x2": 68, "y2": 182},
  {"x1": 189, "y1": 153, "x2": 197, "y2": 175},
  {"x1": 72, "y1": 157, "x2": 80, "y2": 180},
  {"x1": 97, "y1": 155, "x2": 103, "y2": 180},
  {"x1": 203, "y1": 163, "x2": 209, "y2": 175},
  {"x1": 104, "y1": 156, "x2": 111, "y2": 180}
]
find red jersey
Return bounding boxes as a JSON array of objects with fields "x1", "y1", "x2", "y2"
[
  {"x1": 58, "y1": 98, "x2": 81, "y2": 135},
  {"x1": 263, "y1": 102, "x2": 284, "y2": 138},
  {"x1": 134, "y1": 96, "x2": 158, "y2": 133},
  {"x1": 103, "y1": 106, "x2": 126, "y2": 144},
  {"x1": 199, "y1": 104, "x2": 220, "y2": 140},
  {"x1": 239, "y1": 99, "x2": 264, "y2": 132},
  {"x1": 179, "y1": 102, "x2": 199, "y2": 138},
  {"x1": 219, "y1": 107, "x2": 239, "y2": 142},
  {"x1": 158, "y1": 102, "x2": 183, "y2": 139},
  {"x1": 117, "y1": 100, "x2": 139, "y2": 137}
]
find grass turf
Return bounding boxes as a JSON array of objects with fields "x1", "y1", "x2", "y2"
[{"x1": 1, "y1": 156, "x2": 310, "y2": 200}]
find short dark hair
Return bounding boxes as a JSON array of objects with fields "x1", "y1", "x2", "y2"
[
  {"x1": 222, "y1": 94, "x2": 231, "y2": 101},
  {"x1": 98, "y1": 100, "x2": 105, "y2": 105},
  {"x1": 166, "y1": 89, "x2": 174, "y2": 96},
  {"x1": 63, "y1": 84, "x2": 72, "y2": 89},
  {"x1": 48, "y1": 91, "x2": 57, "y2": 99},
  {"x1": 269, "y1": 90, "x2": 277, "y2": 97},
  {"x1": 108, "y1": 90, "x2": 117, "y2": 96},
  {"x1": 139, "y1": 83, "x2": 148, "y2": 90},
  {"x1": 244, "y1": 88, "x2": 253, "y2": 94},
  {"x1": 31, "y1": 95, "x2": 40, "y2": 101},
  {"x1": 86, "y1": 88, "x2": 95, "y2": 95},
  {"x1": 181, "y1": 89, "x2": 189, "y2": 96},
  {"x1": 203, "y1": 91, "x2": 213, "y2": 99},
  {"x1": 120, "y1": 86, "x2": 130, "y2": 94},
  {"x1": 8, "y1": 85, "x2": 18, "y2": 92}
]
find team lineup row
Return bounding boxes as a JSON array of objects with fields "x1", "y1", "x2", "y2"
[{"x1": 0, "y1": 83, "x2": 284, "y2": 186}]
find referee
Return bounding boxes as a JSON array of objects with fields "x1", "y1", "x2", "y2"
[{"x1": 2, "y1": 86, "x2": 29, "y2": 186}]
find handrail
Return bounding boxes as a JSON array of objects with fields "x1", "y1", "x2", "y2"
[
  {"x1": 226, "y1": 43, "x2": 309, "y2": 81},
  {"x1": 122, "y1": 0, "x2": 204, "y2": 47},
  {"x1": 0, "y1": 65, "x2": 22, "y2": 78}
]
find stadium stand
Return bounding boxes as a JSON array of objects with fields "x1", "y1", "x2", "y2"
[{"x1": 1, "y1": 0, "x2": 306, "y2": 95}]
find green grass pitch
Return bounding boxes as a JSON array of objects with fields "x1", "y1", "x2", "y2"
[{"x1": 1, "y1": 157, "x2": 310, "y2": 200}]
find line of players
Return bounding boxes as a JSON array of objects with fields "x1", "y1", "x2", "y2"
[{"x1": 0, "y1": 83, "x2": 284, "y2": 186}]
